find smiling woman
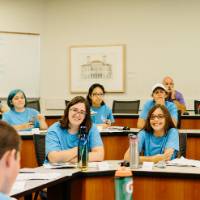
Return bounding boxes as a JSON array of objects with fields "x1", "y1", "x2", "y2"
[
  {"x1": 45, "y1": 96, "x2": 104, "y2": 164},
  {"x1": 124, "y1": 104, "x2": 179, "y2": 163},
  {"x1": 2, "y1": 89, "x2": 47, "y2": 131}
]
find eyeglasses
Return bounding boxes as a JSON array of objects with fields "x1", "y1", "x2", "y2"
[
  {"x1": 150, "y1": 114, "x2": 165, "y2": 120},
  {"x1": 69, "y1": 108, "x2": 87, "y2": 116},
  {"x1": 92, "y1": 93, "x2": 104, "y2": 97}
]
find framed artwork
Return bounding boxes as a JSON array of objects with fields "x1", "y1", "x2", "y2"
[{"x1": 69, "y1": 44, "x2": 125, "y2": 93}]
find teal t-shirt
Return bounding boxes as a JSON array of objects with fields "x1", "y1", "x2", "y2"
[
  {"x1": 2, "y1": 107, "x2": 40, "y2": 130},
  {"x1": 139, "y1": 100, "x2": 178, "y2": 121},
  {"x1": 45, "y1": 122, "x2": 103, "y2": 162},
  {"x1": 138, "y1": 128, "x2": 179, "y2": 159},
  {"x1": 0, "y1": 192, "x2": 12, "y2": 200},
  {"x1": 91, "y1": 104, "x2": 114, "y2": 124}
]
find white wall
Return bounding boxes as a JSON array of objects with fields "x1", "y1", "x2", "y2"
[{"x1": 1, "y1": 0, "x2": 200, "y2": 114}]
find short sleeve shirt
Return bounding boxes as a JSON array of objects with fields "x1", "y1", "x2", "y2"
[
  {"x1": 0, "y1": 193, "x2": 12, "y2": 200},
  {"x1": 139, "y1": 100, "x2": 178, "y2": 120},
  {"x1": 138, "y1": 128, "x2": 179, "y2": 159},
  {"x1": 2, "y1": 108, "x2": 40, "y2": 130},
  {"x1": 91, "y1": 104, "x2": 114, "y2": 124},
  {"x1": 45, "y1": 122, "x2": 103, "y2": 160}
]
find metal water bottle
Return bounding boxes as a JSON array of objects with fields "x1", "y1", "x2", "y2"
[
  {"x1": 129, "y1": 134, "x2": 139, "y2": 169},
  {"x1": 115, "y1": 167, "x2": 133, "y2": 200},
  {"x1": 78, "y1": 126, "x2": 88, "y2": 171}
]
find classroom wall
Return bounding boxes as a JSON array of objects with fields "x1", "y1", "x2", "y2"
[{"x1": 1, "y1": 0, "x2": 200, "y2": 114}]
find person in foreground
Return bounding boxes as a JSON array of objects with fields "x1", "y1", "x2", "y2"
[
  {"x1": 46, "y1": 96, "x2": 104, "y2": 163},
  {"x1": 124, "y1": 104, "x2": 179, "y2": 163},
  {"x1": 2, "y1": 89, "x2": 48, "y2": 131},
  {"x1": 0, "y1": 121, "x2": 21, "y2": 200},
  {"x1": 86, "y1": 83, "x2": 114, "y2": 129},
  {"x1": 137, "y1": 83, "x2": 178, "y2": 129}
]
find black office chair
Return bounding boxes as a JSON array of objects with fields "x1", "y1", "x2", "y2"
[
  {"x1": 194, "y1": 100, "x2": 200, "y2": 114},
  {"x1": 27, "y1": 100, "x2": 41, "y2": 112},
  {"x1": 177, "y1": 132, "x2": 187, "y2": 158},
  {"x1": 177, "y1": 110, "x2": 182, "y2": 129},
  {"x1": 33, "y1": 133, "x2": 47, "y2": 200},
  {"x1": 33, "y1": 134, "x2": 46, "y2": 166},
  {"x1": 112, "y1": 100, "x2": 140, "y2": 114}
]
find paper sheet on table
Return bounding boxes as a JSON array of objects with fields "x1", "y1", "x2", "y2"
[
  {"x1": 11, "y1": 181, "x2": 26, "y2": 193},
  {"x1": 43, "y1": 162, "x2": 76, "y2": 169},
  {"x1": 16, "y1": 172, "x2": 61, "y2": 181},
  {"x1": 88, "y1": 161, "x2": 110, "y2": 170},
  {"x1": 167, "y1": 157, "x2": 200, "y2": 167}
]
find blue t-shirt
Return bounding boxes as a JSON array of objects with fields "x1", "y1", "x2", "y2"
[
  {"x1": 139, "y1": 100, "x2": 178, "y2": 120},
  {"x1": 0, "y1": 193, "x2": 11, "y2": 200},
  {"x1": 91, "y1": 104, "x2": 114, "y2": 124},
  {"x1": 2, "y1": 107, "x2": 40, "y2": 129},
  {"x1": 45, "y1": 122, "x2": 103, "y2": 160},
  {"x1": 138, "y1": 128, "x2": 179, "y2": 159}
]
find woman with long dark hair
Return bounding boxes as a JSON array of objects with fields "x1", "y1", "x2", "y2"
[
  {"x1": 86, "y1": 83, "x2": 114, "y2": 128},
  {"x1": 124, "y1": 104, "x2": 179, "y2": 163},
  {"x1": 46, "y1": 96, "x2": 104, "y2": 163}
]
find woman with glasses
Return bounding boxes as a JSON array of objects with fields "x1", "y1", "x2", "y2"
[
  {"x1": 86, "y1": 83, "x2": 114, "y2": 128},
  {"x1": 124, "y1": 104, "x2": 179, "y2": 163},
  {"x1": 137, "y1": 83, "x2": 178, "y2": 129},
  {"x1": 46, "y1": 96, "x2": 104, "y2": 163},
  {"x1": 2, "y1": 89, "x2": 48, "y2": 131}
]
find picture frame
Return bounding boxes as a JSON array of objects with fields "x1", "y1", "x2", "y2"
[{"x1": 69, "y1": 44, "x2": 125, "y2": 93}]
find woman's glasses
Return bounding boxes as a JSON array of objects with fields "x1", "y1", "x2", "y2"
[
  {"x1": 69, "y1": 108, "x2": 86, "y2": 116},
  {"x1": 150, "y1": 114, "x2": 165, "y2": 120},
  {"x1": 92, "y1": 93, "x2": 104, "y2": 97}
]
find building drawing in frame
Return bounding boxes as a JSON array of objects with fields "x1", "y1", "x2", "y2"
[
  {"x1": 70, "y1": 44, "x2": 125, "y2": 93},
  {"x1": 81, "y1": 55, "x2": 112, "y2": 80}
]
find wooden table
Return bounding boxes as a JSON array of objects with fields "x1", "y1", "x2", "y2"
[
  {"x1": 45, "y1": 113, "x2": 200, "y2": 129},
  {"x1": 12, "y1": 162, "x2": 200, "y2": 200}
]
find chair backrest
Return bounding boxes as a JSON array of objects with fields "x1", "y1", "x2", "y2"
[
  {"x1": 33, "y1": 134, "x2": 46, "y2": 166},
  {"x1": 27, "y1": 100, "x2": 40, "y2": 112},
  {"x1": 177, "y1": 110, "x2": 182, "y2": 129},
  {"x1": 194, "y1": 100, "x2": 200, "y2": 114},
  {"x1": 177, "y1": 132, "x2": 187, "y2": 158},
  {"x1": 112, "y1": 100, "x2": 140, "y2": 114}
]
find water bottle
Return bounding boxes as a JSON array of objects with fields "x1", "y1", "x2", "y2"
[
  {"x1": 129, "y1": 134, "x2": 139, "y2": 169},
  {"x1": 78, "y1": 126, "x2": 88, "y2": 171},
  {"x1": 115, "y1": 167, "x2": 133, "y2": 200}
]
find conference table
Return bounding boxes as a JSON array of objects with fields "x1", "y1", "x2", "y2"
[
  {"x1": 11, "y1": 161, "x2": 200, "y2": 200},
  {"x1": 45, "y1": 112, "x2": 200, "y2": 129}
]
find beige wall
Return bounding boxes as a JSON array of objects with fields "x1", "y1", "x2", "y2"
[{"x1": 1, "y1": 0, "x2": 200, "y2": 114}]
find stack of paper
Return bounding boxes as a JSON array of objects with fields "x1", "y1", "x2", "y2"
[
  {"x1": 43, "y1": 162, "x2": 76, "y2": 169},
  {"x1": 17, "y1": 172, "x2": 61, "y2": 181},
  {"x1": 167, "y1": 157, "x2": 200, "y2": 167}
]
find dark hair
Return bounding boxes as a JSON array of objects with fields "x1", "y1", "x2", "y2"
[
  {"x1": 59, "y1": 96, "x2": 92, "y2": 133},
  {"x1": 0, "y1": 121, "x2": 21, "y2": 159},
  {"x1": 86, "y1": 83, "x2": 105, "y2": 106},
  {"x1": 143, "y1": 104, "x2": 176, "y2": 134},
  {"x1": 7, "y1": 89, "x2": 27, "y2": 109}
]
